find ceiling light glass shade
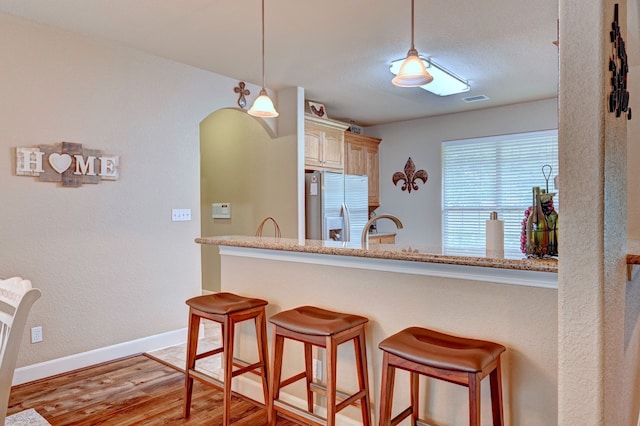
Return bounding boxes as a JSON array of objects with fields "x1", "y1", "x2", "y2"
[
  {"x1": 390, "y1": 57, "x2": 471, "y2": 96},
  {"x1": 248, "y1": 88, "x2": 279, "y2": 118},
  {"x1": 391, "y1": 49, "x2": 434, "y2": 87}
]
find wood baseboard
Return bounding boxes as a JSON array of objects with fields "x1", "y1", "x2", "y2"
[{"x1": 13, "y1": 327, "x2": 188, "y2": 386}]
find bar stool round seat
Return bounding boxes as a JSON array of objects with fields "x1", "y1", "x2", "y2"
[
  {"x1": 269, "y1": 306, "x2": 372, "y2": 426},
  {"x1": 183, "y1": 292, "x2": 269, "y2": 426},
  {"x1": 379, "y1": 326, "x2": 506, "y2": 426}
]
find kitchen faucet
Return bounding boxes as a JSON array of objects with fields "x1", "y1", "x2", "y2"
[{"x1": 361, "y1": 214, "x2": 404, "y2": 248}]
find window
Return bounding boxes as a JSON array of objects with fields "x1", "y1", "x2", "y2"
[{"x1": 442, "y1": 130, "x2": 558, "y2": 255}]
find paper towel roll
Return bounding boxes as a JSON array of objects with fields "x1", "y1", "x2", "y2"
[{"x1": 486, "y1": 215, "x2": 504, "y2": 258}]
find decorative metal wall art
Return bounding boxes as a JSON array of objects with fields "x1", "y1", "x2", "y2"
[
  {"x1": 392, "y1": 157, "x2": 428, "y2": 193},
  {"x1": 609, "y1": 3, "x2": 632, "y2": 120},
  {"x1": 234, "y1": 82, "x2": 250, "y2": 109}
]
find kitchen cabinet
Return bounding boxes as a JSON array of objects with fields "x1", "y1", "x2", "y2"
[
  {"x1": 304, "y1": 115, "x2": 349, "y2": 172},
  {"x1": 367, "y1": 233, "x2": 396, "y2": 244},
  {"x1": 345, "y1": 131, "x2": 382, "y2": 209}
]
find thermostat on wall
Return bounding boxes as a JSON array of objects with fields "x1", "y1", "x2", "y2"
[{"x1": 212, "y1": 203, "x2": 231, "y2": 219}]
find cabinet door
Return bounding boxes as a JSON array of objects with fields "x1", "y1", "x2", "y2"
[
  {"x1": 367, "y1": 235, "x2": 382, "y2": 244},
  {"x1": 344, "y1": 132, "x2": 382, "y2": 209},
  {"x1": 346, "y1": 142, "x2": 365, "y2": 175},
  {"x1": 322, "y1": 128, "x2": 344, "y2": 171},
  {"x1": 366, "y1": 146, "x2": 380, "y2": 206},
  {"x1": 304, "y1": 125, "x2": 323, "y2": 169},
  {"x1": 378, "y1": 234, "x2": 396, "y2": 244}
]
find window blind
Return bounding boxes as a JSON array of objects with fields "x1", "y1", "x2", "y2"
[{"x1": 441, "y1": 129, "x2": 559, "y2": 255}]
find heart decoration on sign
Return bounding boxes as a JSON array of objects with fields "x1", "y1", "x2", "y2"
[{"x1": 48, "y1": 153, "x2": 72, "y2": 174}]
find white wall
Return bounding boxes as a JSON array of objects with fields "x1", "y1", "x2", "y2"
[
  {"x1": 367, "y1": 98, "x2": 558, "y2": 247},
  {"x1": 0, "y1": 12, "x2": 266, "y2": 368}
]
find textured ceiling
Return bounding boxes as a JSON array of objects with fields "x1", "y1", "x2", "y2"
[{"x1": 0, "y1": 0, "x2": 636, "y2": 126}]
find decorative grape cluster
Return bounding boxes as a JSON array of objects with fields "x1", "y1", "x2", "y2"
[
  {"x1": 520, "y1": 207, "x2": 532, "y2": 253},
  {"x1": 541, "y1": 196, "x2": 555, "y2": 216}
]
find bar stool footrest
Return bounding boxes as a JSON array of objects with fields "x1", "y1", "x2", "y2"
[
  {"x1": 230, "y1": 360, "x2": 264, "y2": 378},
  {"x1": 194, "y1": 346, "x2": 223, "y2": 360},
  {"x1": 273, "y1": 399, "x2": 327, "y2": 426},
  {"x1": 308, "y1": 382, "x2": 363, "y2": 408},
  {"x1": 390, "y1": 406, "x2": 413, "y2": 426},
  {"x1": 188, "y1": 368, "x2": 266, "y2": 409},
  {"x1": 280, "y1": 371, "x2": 307, "y2": 388}
]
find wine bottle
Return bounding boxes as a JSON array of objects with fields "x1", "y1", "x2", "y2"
[
  {"x1": 525, "y1": 187, "x2": 536, "y2": 256},
  {"x1": 533, "y1": 187, "x2": 548, "y2": 256}
]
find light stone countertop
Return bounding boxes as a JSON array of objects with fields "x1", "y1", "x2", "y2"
[{"x1": 196, "y1": 235, "x2": 558, "y2": 273}]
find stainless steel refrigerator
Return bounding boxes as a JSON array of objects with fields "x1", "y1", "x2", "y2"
[{"x1": 305, "y1": 171, "x2": 368, "y2": 241}]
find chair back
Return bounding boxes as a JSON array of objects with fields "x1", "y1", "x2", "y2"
[{"x1": 0, "y1": 277, "x2": 41, "y2": 423}]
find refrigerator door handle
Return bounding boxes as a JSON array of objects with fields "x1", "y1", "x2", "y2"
[{"x1": 341, "y1": 202, "x2": 351, "y2": 242}]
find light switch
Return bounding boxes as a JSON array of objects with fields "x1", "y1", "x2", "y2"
[{"x1": 172, "y1": 208, "x2": 191, "y2": 222}]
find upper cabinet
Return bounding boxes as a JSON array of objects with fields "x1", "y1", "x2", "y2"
[
  {"x1": 304, "y1": 115, "x2": 349, "y2": 172},
  {"x1": 345, "y1": 131, "x2": 382, "y2": 209}
]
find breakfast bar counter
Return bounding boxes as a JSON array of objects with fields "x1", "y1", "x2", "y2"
[
  {"x1": 196, "y1": 235, "x2": 558, "y2": 288},
  {"x1": 197, "y1": 235, "x2": 558, "y2": 424},
  {"x1": 196, "y1": 235, "x2": 557, "y2": 271}
]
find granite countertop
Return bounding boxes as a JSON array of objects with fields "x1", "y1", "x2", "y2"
[{"x1": 196, "y1": 235, "x2": 558, "y2": 273}]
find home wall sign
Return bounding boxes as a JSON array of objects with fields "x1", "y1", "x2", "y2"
[{"x1": 15, "y1": 142, "x2": 119, "y2": 187}]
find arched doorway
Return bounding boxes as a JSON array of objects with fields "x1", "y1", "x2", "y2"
[{"x1": 199, "y1": 108, "x2": 298, "y2": 292}]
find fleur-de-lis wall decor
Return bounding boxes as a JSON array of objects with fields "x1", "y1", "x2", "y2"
[
  {"x1": 392, "y1": 157, "x2": 428, "y2": 193},
  {"x1": 234, "y1": 82, "x2": 251, "y2": 109}
]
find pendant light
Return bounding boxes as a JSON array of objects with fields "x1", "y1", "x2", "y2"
[
  {"x1": 392, "y1": 0, "x2": 433, "y2": 87},
  {"x1": 248, "y1": 0, "x2": 279, "y2": 117}
]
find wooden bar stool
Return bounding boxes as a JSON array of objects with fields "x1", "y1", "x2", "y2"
[
  {"x1": 268, "y1": 306, "x2": 372, "y2": 426},
  {"x1": 378, "y1": 327, "x2": 506, "y2": 426},
  {"x1": 183, "y1": 292, "x2": 269, "y2": 426}
]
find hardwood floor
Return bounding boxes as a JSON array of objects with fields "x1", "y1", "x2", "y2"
[{"x1": 7, "y1": 355, "x2": 297, "y2": 425}]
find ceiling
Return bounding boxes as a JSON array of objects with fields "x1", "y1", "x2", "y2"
[{"x1": 0, "y1": 0, "x2": 637, "y2": 126}]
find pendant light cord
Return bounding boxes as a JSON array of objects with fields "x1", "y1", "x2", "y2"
[
  {"x1": 410, "y1": 0, "x2": 415, "y2": 50},
  {"x1": 261, "y1": 0, "x2": 266, "y2": 89}
]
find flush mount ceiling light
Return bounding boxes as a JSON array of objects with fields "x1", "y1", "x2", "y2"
[
  {"x1": 390, "y1": 57, "x2": 471, "y2": 96},
  {"x1": 248, "y1": 0, "x2": 279, "y2": 118},
  {"x1": 391, "y1": 0, "x2": 433, "y2": 87}
]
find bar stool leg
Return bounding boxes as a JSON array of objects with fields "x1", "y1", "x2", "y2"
[
  {"x1": 269, "y1": 332, "x2": 285, "y2": 426},
  {"x1": 304, "y1": 342, "x2": 314, "y2": 412},
  {"x1": 183, "y1": 310, "x2": 201, "y2": 418},
  {"x1": 255, "y1": 310, "x2": 270, "y2": 411},
  {"x1": 378, "y1": 352, "x2": 395, "y2": 426},
  {"x1": 410, "y1": 372, "x2": 419, "y2": 424},
  {"x1": 468, "y1": 373, "x2": 481, "y2": 426},
  {"x1": 490, "y1": 359, "x2": 504, "y2": 426},
  {"x1": 355, "y1": 330, "x2": 372, "y2": 425},
  {"x1": 222, "y1": 316, "x2": 235, "y2": 426},
  {"x1": 325, "y1": 336, "x2": 338, "y2": 426}
]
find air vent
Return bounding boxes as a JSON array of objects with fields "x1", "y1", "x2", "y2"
[{"x1": 462, "y1": 95, "x2": 490, "y2": 103}]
